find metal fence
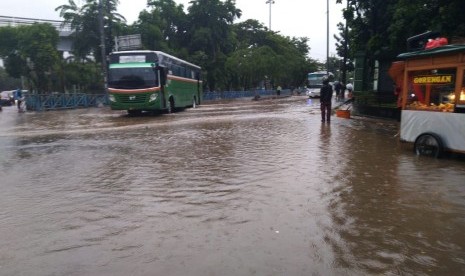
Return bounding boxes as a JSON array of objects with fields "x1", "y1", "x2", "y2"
[
  {"x1": 25, "y1": 93, "x2": 108, "y2": 111},
  {"x1": 203, "y1": 89, "x2": 291, "y2": 101},
  {"x1": 352, "y1": 92, "x2": 400, "y2": 120},
  {"x1": 24, "y1": 89, "x2": 291, "y2": 111}
]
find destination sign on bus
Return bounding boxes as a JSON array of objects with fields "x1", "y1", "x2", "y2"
[
  {"x1": 413, "y1": 75, "x2": 453, "y2": 85},
  {"x1": 119, "y1": 55, "x2": 146, "y2": 63}
]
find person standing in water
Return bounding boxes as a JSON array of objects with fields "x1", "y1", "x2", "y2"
[{"x1": 320, "y1": 77, "x2": 333, "y2": 123}]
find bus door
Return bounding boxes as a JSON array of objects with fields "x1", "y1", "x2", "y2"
[{"x1": 154, "y1": 65, "x2": 167, "y2": 108}]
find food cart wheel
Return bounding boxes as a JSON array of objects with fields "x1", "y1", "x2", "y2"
[{"x1": 414, "y1": 133, "x2": 444, "y2": 158}]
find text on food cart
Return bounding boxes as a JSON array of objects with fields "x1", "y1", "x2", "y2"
[{"x1": 413, "y1": 75, "x2": 453, "y2": 85}]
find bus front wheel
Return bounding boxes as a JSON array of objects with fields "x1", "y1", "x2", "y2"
[
  {"x1": 414, "y1": 133, "x2": 444, "y2": 158},
  {"x1": 167, "y1": 98, "x2": 175, "y2": 113}
]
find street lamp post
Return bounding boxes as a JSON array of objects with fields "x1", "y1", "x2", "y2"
[
  {"x1": 265, "y1": 0, "x2": 275, "y2": 31},
  {"x1": 326, "y1": 0, "x2": 329, "y2": 74}
]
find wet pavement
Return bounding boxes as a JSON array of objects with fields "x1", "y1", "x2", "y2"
[{"x1": 0, "y1": 97, "x2": 464, "y2": 276}]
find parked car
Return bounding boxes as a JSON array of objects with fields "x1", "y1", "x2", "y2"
[{"x1": 0, "y1": 90, "x2": 14, "y2": 106}]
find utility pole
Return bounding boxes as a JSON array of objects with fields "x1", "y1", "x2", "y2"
[
  {"x1": 342, "y1": 0, "x2": 349, "y2": 84},
  {"x1": 98, "y1": 0, "x2": 108, "y2": 94},
  {"x1": 265, "y1": 0, "x2": 275, "y2": 31}
]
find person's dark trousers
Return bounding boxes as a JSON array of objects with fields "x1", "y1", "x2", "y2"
[{"x1": 320, "y1": 102, "x2": 331, "y2": 122}]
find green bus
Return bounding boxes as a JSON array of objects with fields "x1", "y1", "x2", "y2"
[{"x1": 107, "y1": 50, "x2": 202, "y2": 114}]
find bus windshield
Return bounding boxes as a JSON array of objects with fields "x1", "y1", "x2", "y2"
[
  {"x1": 307, "y1": 72, "x2": 327, "y2": 88},
  {"x1": 108, "y1": 67, "x2": 158, "y2": 89}
]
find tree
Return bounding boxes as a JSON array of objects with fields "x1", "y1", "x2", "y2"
[
  {"x1": 0, "y1": 24, "x2": 60, "y2": 93},
  {"x1": 389, "y1": 0, "x2": 465, "y2": 53},
  {"x1": 335, "y1": 0, "x2": 465, "y2": 93},
  {"x1": 135, "y1": 0, "x2": 187, "y2": 54},
  {"x1": 226, "y1": 19, "x2": 316, "y2": 90},
  {"x1": 0, "y1": 67, "x2": 22, "y2": 91},
  {"x1": 56, "y1": 0, "x2": 125, "y2": 61},
  {"x1": 225, "y1": 45, "x2": 277, "y2": 90},
  {"x1": 48, "y1": 0, "x2": 331, "y2": 93},
  {"x1": 62, "y1": 61, "x2": 103, "y2": 93},
  {"x1": 185, "y1": 0, "x2": 242, "y2": 90}
]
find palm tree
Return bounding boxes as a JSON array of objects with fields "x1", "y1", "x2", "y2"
[{"x1": 56, "y1": 0, "x2": 126, "y2": 62}]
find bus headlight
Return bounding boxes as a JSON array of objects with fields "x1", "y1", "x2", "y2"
[
  {"x1": 108, "y1": 94, "x2": 116, "y2": 102},
  {"x1": 149, "y1": 93, "x2": 158, "y2": 102}
]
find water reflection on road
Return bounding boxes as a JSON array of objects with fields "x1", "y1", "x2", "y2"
[{"x1": 0, "y1": 97, "x2": 464, "y2": 276}]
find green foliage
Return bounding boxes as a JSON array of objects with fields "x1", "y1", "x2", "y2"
[
  {"x1": 0, "y1": 23, "x2": 60, "y2": 93},
  {"x1": 0, "y1": 0, "x2": 327, "y2": 93},
  {"x1": 135, "y1": 0, "x2": 187, "y2": 54},
  {"x1": 62, "y1": 61, "x2": 103, "y2": 93},
  {"x1": 50, "y1": 0, "x2": 316, "y2": 92},
  {"x1": 334, "y1": 0, "x2": 465, "y2": 93},
  {"x1": 0, "y1": 26, "x2": 17, "y2": 57},
  {"x1": 224, "y1": 19, "x2": 314, "y2": 90},
  {"x1": 4, "y1": 0, "x2": 462, "y2": 96},
  {"x1": 338, "y1": 0, "x2": 465, "y2": 58},
  {"x1": 184, "y1": 0, "x2": 242, "y2": 90},
  {"x1": 0, "y1": 67, "x2": 22, "y2": 91},
  {"x1": 55, "y1": 0, "x2": 125, "y2": 61},
  {"x1": 389, "y1": 0, "x2": 465, "y2": 53}
]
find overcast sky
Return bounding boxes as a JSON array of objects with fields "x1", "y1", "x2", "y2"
[{"x1": 0, "y1": 0, "x2": 345, "y2": 61}]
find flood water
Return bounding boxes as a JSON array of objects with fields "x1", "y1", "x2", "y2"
[{"x1": 1, "y1": 97, "x2": 464, "y2": 276}]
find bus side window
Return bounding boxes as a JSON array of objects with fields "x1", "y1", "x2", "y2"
[{"x1": 181, "y1": 67, "x2": 186, "y2": 78}]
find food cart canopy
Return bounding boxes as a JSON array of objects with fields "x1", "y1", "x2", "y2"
[{"x1": 397, "y1": 45, "x2": 465, "y2": 59}]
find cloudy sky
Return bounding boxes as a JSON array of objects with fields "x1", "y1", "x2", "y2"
[{"x1": 1, "y1": 0, "x2": 345, "y2": 61}]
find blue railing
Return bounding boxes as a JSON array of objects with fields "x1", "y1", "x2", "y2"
[
  {"x1": 25, "y1": 93, "x2": 108, "y2": 111},
  {"x1": 203, "y1": 89, "x2": 291, "y2": 101},
  {"x1": 24, "y1": 89, "x2": 291, "y2": 111}
]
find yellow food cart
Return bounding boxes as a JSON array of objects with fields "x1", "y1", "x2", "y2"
[{"x1": 389, "y1": 44, "x2": 465, "y2": 157}]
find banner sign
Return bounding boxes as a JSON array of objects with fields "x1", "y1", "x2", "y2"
[{"x1": 116, "y1": 34, "x2": 142, "y2": 50}]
